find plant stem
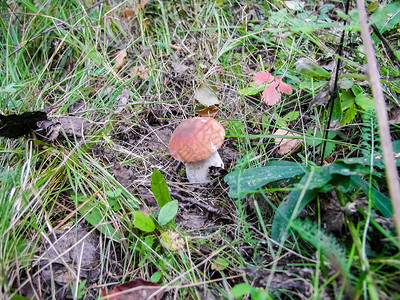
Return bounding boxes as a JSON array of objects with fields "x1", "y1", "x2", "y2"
[{"x1": 356, "y1": 0, "x2": 400, "y2": 247}]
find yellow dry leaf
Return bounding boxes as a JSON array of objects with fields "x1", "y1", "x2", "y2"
[
  {"x1": 129, "y1": 65, "x2": 150, "y2": 79},
  {"x1": 196, "y1": 106, "x2": 219, "y2": 117},
  {"x1": 113, "y1": 49, "x2": 127, "y2": 72},
  {"x1": 274, "y1": 128, "x2": 302, "y2": 155}
]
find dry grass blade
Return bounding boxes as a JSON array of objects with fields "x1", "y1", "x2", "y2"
[{"x1": 357, "y1": 0, "x2": 400, "y2": 246}]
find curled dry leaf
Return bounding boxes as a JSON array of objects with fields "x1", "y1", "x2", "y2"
[
  {"x1": 194, "y1": 84, "x2": 220, "y2": 106},
  {"x1": 113, "y1": 50, "x2": 127, "y2": 72},
  {"x1": 196, "y1": 105, "x2": 219, "y2": 117},
  {"x1": 114, "y1": 86, "x2": 130, "y2": 114},
  {"x1": 101, "y1": 278, "x2": 163, "y2": 300},
  {"x1": 171, "y1": 61, "x2": 190, "y2": 73},
  {"x1": 274, "y1": 128, "x2": 302, "y2": 155},
  {"x1": 129, "y1": 65, "x2": 150, "y2": 79}
]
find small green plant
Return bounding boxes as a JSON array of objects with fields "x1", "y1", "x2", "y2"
[
  {"x1": 106, "y1": 188, "x2": 122, "y2": 211},
  {"x1": 71, "y1": 279, "x2": 86, "y2": 299},
  {"x1": 230, "y1": 283, "x2": 272, "y2": 300},
  {"x1": 132, "y1": 169, "x2": 179, "y2": 234}
]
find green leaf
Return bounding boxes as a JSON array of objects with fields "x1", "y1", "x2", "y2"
[
  {"x1": 295, "y1": 58, "x2": 331, "y2": 78},
  {"x1": 150, "y1": 271, "x2": 162, "y2": 282},
  {"x1": 350, "y1": 176, "x2": 393, "y2": 217},
  {"x1": 239, "y1": 82, "x2": 265, "y2": 96},
  {"x1": 158, "y1": 200, "x2": 178, "y2": 226},
  {"x1": 230, "y1": 283, "x2": 253, "y2": 298},
  {"x1": 151, "y1": 169, "x2": 172, "y2": 208},
  {"x1": 0, "y1": 83, "x2": 16, "y2": 93},
  {"x1": 271, "y1": 171, "x2": 320, "y2": 242},
  {"x1": 12, "y1": 295, "x2": 31, "y2": 300},
  {"x1": 79, "y1": 204, "x2": 121, "y2": 242},
  {"x1": 211, "y1": 257, "x2": 230, "y2": 270},
  {"x1": 271, "y1": 161, "x2": 371, "y2": 241},
  {"x1": 133, "y1": 211, "x2": 155, "y2": 232},
  {"x1": 224, "y1": 161, "x2": 306, "y2": 198},
  {"x1": 251, "y1": 288, "x2": 271, "y2": 300},
  {"x1": 341, "y1": 104, "x2": 357, "y2": 125},
  {"x1": 323, "y1": 140, "x2": 336, "y2": 158},
  {"x1": 282, "y1": 111, "x2": 300, "y2": 122},
  {"x1": 339, "y1": 89, "x2": 355, "y2": 110},
  {"x1": 355, "y1": 93, "x2": 375, "y2": 110},
  {"x1": 371, "y1": 2, "x2": 400, "y2": 33}
]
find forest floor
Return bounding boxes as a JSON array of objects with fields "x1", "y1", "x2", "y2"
[{"x1": 1, "y1": 0, "x2": 400, "y2": 299}]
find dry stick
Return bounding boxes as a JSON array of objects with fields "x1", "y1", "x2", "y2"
[{"x1": 356, "y1": 0, "x2": 400, "y2": 245}]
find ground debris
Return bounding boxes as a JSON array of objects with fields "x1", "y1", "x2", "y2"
[
  {"x1": 40, "y1": 223, "x2": 100, "y2": 299},
  {"x1": 243, "y1": 266, "x2": 313, "y2": 296}
]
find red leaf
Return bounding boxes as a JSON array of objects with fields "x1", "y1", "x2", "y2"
[
  {"x1": 253, "y1": 71, "x2": 274, "y2": 85},
  {"x1": 276, "y1": 77, "x2": 293, "y2": 94},
  {"x1": 101, "y1": 278, "x2": 163, "y2": 300},
  {"x1": 262, "y1": 81, "x2": 281, "y2": 105}
]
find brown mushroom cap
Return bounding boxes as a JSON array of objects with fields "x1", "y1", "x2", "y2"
[{"x1": 169, "y1": 117, "x2": 225, "y2": 163}]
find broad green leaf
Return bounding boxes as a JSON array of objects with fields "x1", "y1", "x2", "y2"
[
  {"x1": 79, "y1": 204, "x2": 121, "y2": 242},
  {"x1": 273, "y1": 115, "x2": 287, "y2": 127},
  {"x1": 133, "y1": 211, "x2": 155, "y2": 232},
  {"x1": 230, "y1": 283, "x2": 253, "y2": 298},
  {"x1": 325, "y1": 161, "x2": 369, "y2": 179},
  {"x1": 151, "y1": 169, "x2": 172, "y2": 208},
  {"x1": 305, "y1": 129, "x2": 336, "y2": 147},
  {"x1": 158, "y1": 200, "x2": 178, "y2": 226},
  {"x1": 271, "y1": 171, "x2": 320, "y2": 242},
  {"x1": 239, "y1": 82, "x2": 265, "y2": 96},
  {"x1": 355, "y1": 93, "x2": 375, "y2": 110},
  {"x1": 299, "y1": 79, "x2": 327, "y2": 92},
  {"x1": 150, "y1": 271, "x2": 162, "y2": 282},
  {"x1": 339, "y1": 89, "x2": 355, "y2": 110},
  {"x1": 295, "y1": 57, "x2": 331, "y2": 78},
  {"x1": 224, "y1": 161, "x2": 306, "y2": 198},
  {"x1": 271, "y1": 161, "x2": 372, "y2": 241},
  {"x1": 351, "y1": 176, "x2": 393, "y2": 217},
  {"x1": 371, "y1": 2, "x2": 400, "y2": 33},
  {"x1": 341, "y1": 104, "x2": 357, "y2": 125}
]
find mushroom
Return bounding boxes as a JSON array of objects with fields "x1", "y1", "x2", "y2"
[{"x1": 169, "y1": 117, "x2": 225, "y2": 183}]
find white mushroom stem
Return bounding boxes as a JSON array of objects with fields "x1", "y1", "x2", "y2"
[{"x1": 185, "y1": 151, "x2": 224, "y2": 183}]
